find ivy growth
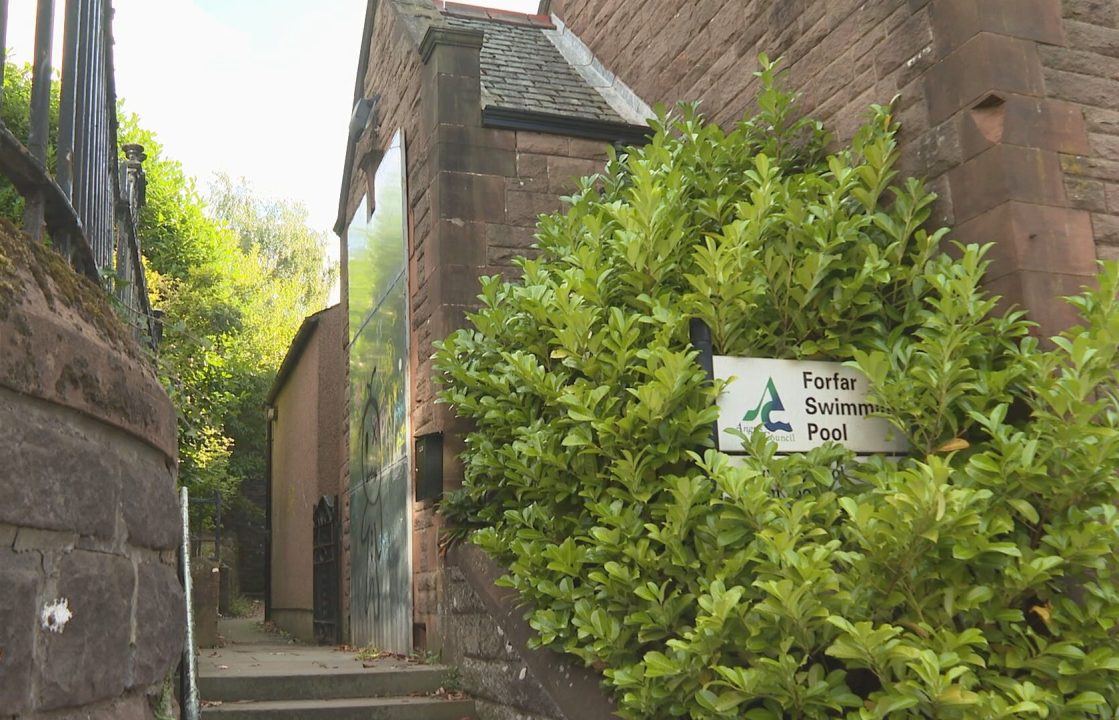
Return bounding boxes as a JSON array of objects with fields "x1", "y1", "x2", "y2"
[{"x1": 434, "y1": 58, "x2": 1119, "y2": 719}]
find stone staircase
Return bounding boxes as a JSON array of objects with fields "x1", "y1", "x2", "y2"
[{"x1": 197, "y1": 618, "x2": 475, "y2": 720}]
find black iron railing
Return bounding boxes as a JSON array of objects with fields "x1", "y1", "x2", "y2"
[{"x1": 0, "y1": 0, "x2": 155, "y2": 345}]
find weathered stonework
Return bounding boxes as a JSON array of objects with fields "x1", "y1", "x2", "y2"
[
  {"x1": 334, "y1": 0, "x2": 1119, "y2": 716},
  {"x1": 549, "y1": 0, "x2": 1110, "y2": 335},
  {"x1": 441, "y1": 545, "x2": 619, "y2": 720},
  {"x1": 0, "y1": 224, "x2": 183, "y2": 720},
  {"x1": 337, "y1": 3, "x2": 621, "y2": 713}
]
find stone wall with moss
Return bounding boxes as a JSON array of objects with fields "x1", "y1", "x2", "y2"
[{"x1": 0, "y1": 221, "x2": 184, "y2": 719}]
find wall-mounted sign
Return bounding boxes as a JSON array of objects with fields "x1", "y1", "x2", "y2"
[{"x1": 713, "y1": 356, "x2": 909, "y2": 455}]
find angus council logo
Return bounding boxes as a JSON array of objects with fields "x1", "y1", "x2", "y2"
[{"x1": 742, "y1": 377, "x2": 793, "y2": 432}]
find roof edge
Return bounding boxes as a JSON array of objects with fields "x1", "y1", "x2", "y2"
[
  {"x1": 335, "y1": 0, "x2": 381, "y2": 236},
  {"x1": 482, "y1": 105, "x2": 652, "y2": 146},
  {"x1": 266, "y1": 306, "x2": 336, "y2": 405}
]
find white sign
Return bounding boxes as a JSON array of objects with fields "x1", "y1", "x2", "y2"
[{"x1": 713, "y1": 356, "x2": 909, "y2": 454}]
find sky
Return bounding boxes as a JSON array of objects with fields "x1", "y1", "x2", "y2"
[{"x1": 6, "y1": 0, "x2": 539, "y2": 258}]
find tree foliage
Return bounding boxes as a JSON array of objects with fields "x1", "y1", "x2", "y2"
[
  {"x1": 119, "y1": 116, "x2": 333, "y2": 524},
  {"x1": 0, "y1": 62, "x2": 334, "y2": 532},
  {"x1": 435, "y1": 59, "x2": 1119, "y2": 718}
]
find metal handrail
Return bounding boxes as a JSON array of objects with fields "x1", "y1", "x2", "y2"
[
  {"x1": 180, "y1": 487, "x2": 201, "y2": 720},
  {"x1": 0, "y1": 0, "x2": 156, "y2": 346}
]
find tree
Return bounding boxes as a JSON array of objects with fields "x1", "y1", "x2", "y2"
[
  {"x1": 118, "y1": 113, "x2": 335, "y2": 542},
  {"x1": 435, "y1": 59, "x2": 1119, "y2": 719},
  {"x1": 206, "y1": 172, "x2": 335, "y2": 309},
  {"x1": 0, "y1": 61, "x2": 333, "y2": 555}
]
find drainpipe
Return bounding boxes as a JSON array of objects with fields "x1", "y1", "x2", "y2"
[{"x1": 264, "y1": 406, "x2": 275, "y2": 622}]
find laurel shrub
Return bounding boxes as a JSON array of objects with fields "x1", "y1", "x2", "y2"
[{"x1": 434, "y1": 58, "x2": 1119, "y2": 718}]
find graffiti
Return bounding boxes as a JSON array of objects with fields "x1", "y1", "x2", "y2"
[
  {"x1": 346, "y1": 129, "x2": 411, "y2": 652},
  {"x1": 356, "y1": 367, "x2": 387, "y2": 628}
]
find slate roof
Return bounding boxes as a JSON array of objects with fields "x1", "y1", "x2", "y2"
[{"x1": 443, "y1": 15, "x2": 625, "y2": 124}]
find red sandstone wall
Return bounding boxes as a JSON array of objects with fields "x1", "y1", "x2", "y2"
[
  {"x1": 550, "y1": 0, "x2": 1106, "y2": 333},
  {"x1": 340, "y1": 0, "x2": 427, "y2": 645},
  {"x1": 344, "y1": 4, "x2": 615, "y2": 648},
  {"x1": 1043, "y1": 1, "x2": 1119, "y2": 255},
  {"x1": 551, "y1": 1, "x2": 934, "y2": 139},
  {"x1": 0, "y1": 227, "x2": 183, "y2": 718}
]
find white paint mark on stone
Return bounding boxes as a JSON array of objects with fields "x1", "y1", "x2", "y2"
[
  {"x1": 40, "y1": 598, "x2": 72, "y2": 634},
  {"x1": 518, "y1": 666, "x2": 527, "y2": 681},
  {"x1": 907, "y1": 45, "x2": 933, "y2": 68}
]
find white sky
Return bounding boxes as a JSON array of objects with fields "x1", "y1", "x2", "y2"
[{"x1": 6, "y1": 0, "x2": 539, "y2": 256}]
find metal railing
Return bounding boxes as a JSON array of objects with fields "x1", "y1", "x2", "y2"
[
  {"x1": 179, "y1": 487, "x2": 201, "y2": 720},
  {"x1": 0, "y1": 0, "x2": 155, "y2": 345},
  {"x1": 189, "y1": 490, "x2": 224, "y2": 566}
]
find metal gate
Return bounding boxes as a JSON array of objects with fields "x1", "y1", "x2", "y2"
[{"x1": 312, "y1": 495, "x2": 340, "y2": 645}]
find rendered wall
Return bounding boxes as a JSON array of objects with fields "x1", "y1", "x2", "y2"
[
  {"x1": 269, "y1": 306, "x2": 345, "y2": 643},
  {"x1": 0, "y1": 225, "x2": 183, "y2": 718}
]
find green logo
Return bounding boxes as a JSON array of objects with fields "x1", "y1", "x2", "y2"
[{"x1": 743, "y1": 378, "x2": 793, "y2": 433}]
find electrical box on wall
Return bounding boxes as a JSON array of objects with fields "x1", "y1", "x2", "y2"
[{"x1": 414, "y1": 432, "x2": 443, "y2": 502}]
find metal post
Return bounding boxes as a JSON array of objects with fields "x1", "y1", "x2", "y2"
[
  {"x1": 179, "y1": 487, "x2": 200, "y2": 720},
  {"x1": 72, "y1": 0, "x2": 90, "y2": 224},
  {"x1": 0, "y1": 0, "x2": 10, "y2": 98},
  {"x1": 214, "y1": 491, "x2": 222, "y2": 566},
  {"x1": 23, "y1": 0, "x2": 55, "y2": 244},
  {"x1": 56, "y1": 0, "x2": 81, "y2": 199},
  {"x1": 689, "y1": 318, "x2": 719, "y2": 449}
]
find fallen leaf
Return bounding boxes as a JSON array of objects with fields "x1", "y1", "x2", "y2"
[
  {"x1": 935, "y1": 438, "x2": 969, "y2": 453},
  {"x1": 1030, "y1": 603, "x2": 1052, "y2": 624}
]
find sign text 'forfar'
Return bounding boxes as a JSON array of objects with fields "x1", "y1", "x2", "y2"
[{"x1": 713, "y1": 356, "x2": 909, "y2": 454}]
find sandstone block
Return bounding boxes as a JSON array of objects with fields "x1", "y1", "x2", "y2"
[
  {"x1": 0, "y1": 551, "x2": 41, "y2": 714},
  {"x1": 0, "y1": 392, "x2": 119, "y2": 540},
  {"x1": 120, "y1": 444, "x2": 179, "y2": 551},
  {"x1": 130, "y1": 561, "x2": 184, "y2": 690},
  {"x1": 38, "y1": 552, "x2": 133, "y2": 710}
]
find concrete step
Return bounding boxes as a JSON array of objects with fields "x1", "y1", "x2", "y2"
[
  {"x1": 199, "y1": 665, "x2": 452, "y2": 702},
  {"x1": 200, "y1": 696, "x2": 476, "y2": 720}
]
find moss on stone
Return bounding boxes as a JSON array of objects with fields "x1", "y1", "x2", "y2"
[{"x1": 0, "y1": 218, "x2": 136, "y2": 354}]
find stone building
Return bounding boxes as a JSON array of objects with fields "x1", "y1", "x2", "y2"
[
  {"x1": 545, "y1": 0, "x2": 1117, "y2": 335},
  {"x1": 265, "y1": 0, "x2": 1119, "y2": 717},
  {"x1": 265, "y1": 304, "x2": 346, "y2": 642}
]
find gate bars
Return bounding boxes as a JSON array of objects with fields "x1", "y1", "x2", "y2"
[{"x1": 0, "y1": 0, "x2": 156, "y2": 345}]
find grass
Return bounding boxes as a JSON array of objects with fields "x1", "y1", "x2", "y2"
[{"x1": 225, "y1": 594, "x2": 258, "y2": 618}]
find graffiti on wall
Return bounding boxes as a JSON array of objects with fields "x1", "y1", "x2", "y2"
[{"x1": 346, "y1": 130, "x2": 411, "y2": 652}]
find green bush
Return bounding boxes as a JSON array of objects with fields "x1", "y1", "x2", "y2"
[{"x1": 434, "y1": 59, "x2": 1119, "y2": 719}]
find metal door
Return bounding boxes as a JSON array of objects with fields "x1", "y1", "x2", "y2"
[
  {"x1": 346, "y1": 131, "x2": 412, "y2": 652},
  {"x1": 312, "y1": 496, "x2": 340, "y2": 644}
]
